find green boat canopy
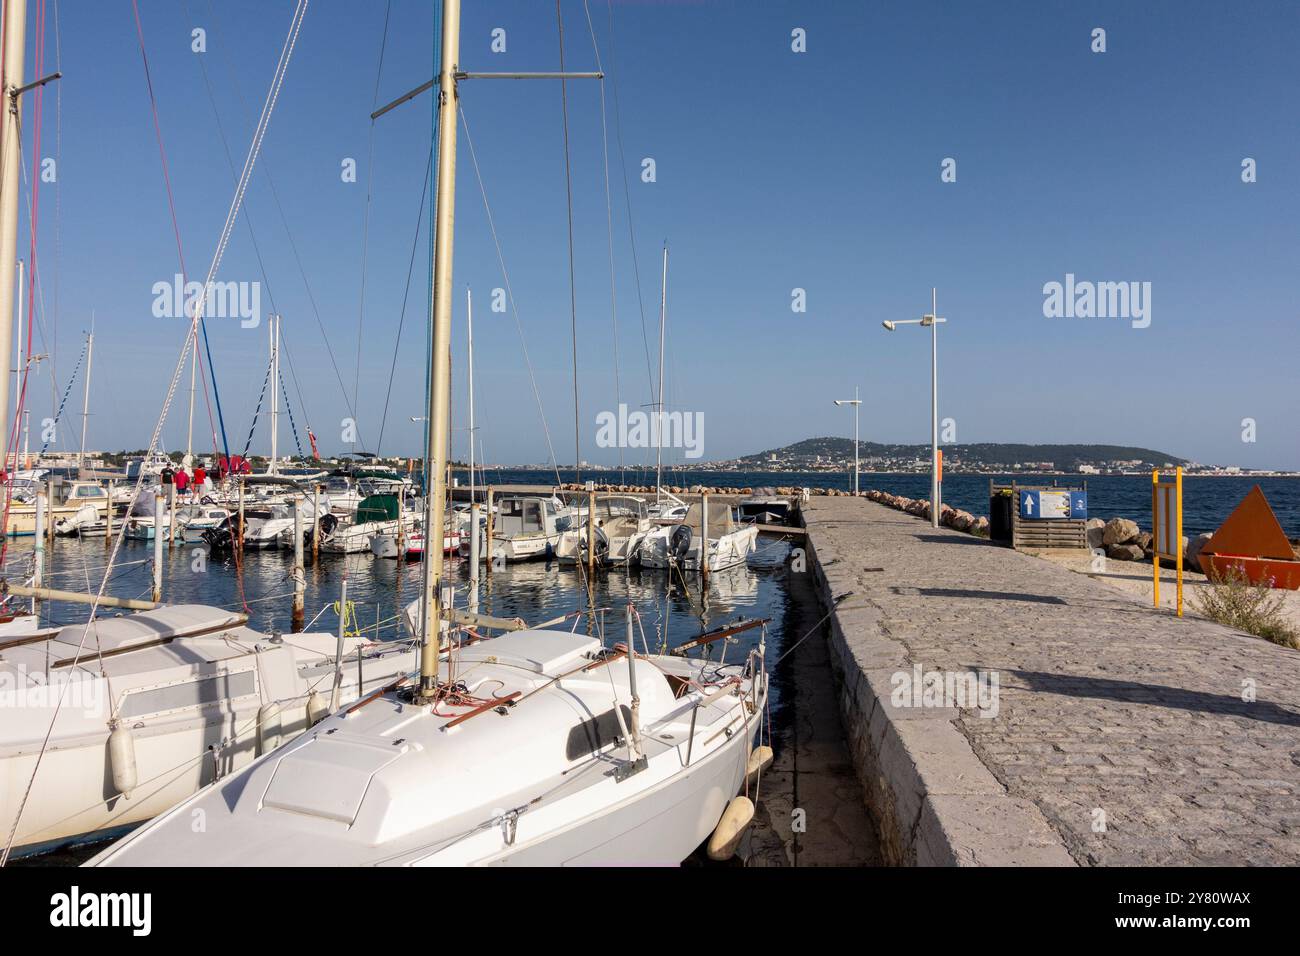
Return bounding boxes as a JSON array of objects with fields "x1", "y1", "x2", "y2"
[{"x1": 356, "y1": 494, "x2": 400, "y2": 523}]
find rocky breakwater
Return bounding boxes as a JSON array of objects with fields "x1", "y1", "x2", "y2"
[
  {"x1": 863, "y1": 489, "x2": 990, "y2": 538},
  {"x1": 558, "y1": 482, "x2": 865, "y2": 497},
  {"x1": 1087, "y1": 517, "x2": 1222, "y2": 572}
]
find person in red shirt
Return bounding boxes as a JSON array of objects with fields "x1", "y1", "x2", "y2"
[
  {"x1": 175, "y1": 468, "x2": 190, "y2": 496},
  {"x1": 192, "y1": 464, "x2": 207, "y2": 494}
]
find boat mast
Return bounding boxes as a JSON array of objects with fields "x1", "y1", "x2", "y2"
[
  {"x1": 417, "y1": 0, "x2": 461, "y2": 698},
  {"x1": 269, "y1": 313, "x2": 280, "y2": 474},
  {"x1": 655, "y1": 243, "x2": 667, "y2": 502},
  {"x1": 11, "y1": 259, "x2": 22, "y2": 432},
  {"x1": 186, "y1": 323, "x2": 197, "y2": 465},
  {"x1": 467, "y1": 286, "x2": 475, "y2": 504},
  {"x1": 0, "y1": 0, "x2": 28, "y2": 475},
  {"x1": 78, "y1": 327, "x2": 93, "y2": 474}
]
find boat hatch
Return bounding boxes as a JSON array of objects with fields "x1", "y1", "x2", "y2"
[
  {"x1": 456, "y1": 629, "x2": 602, "y2": 675},
  {"x1": 261, "y1": 737, "x2": 406, "y2": 824}
]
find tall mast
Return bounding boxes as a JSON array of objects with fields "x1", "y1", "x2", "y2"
[
  {"x1": 78, "y1": 327, "x2": 93, "y2": 473},
  {"x1": 269, "y1": 313, "x2": 279, "y2": 474},
  {"x1": 0, "y1": 0, "x2": 28, "y2": 474},
  {"x1": 11, "y1": 259, "x2": 22, "y2": 431},
  {"x1": 655, "y1": 243, "x2": 667, "y2": 501},
  {"x1": 186, "y1": 324, "x2": 197, "y2": 465},
  {"x1": 467, "y1": 286, "x2": 475, "y2": 503},
  {"x1": 417, "y1": 0, "x2": 461, "y2": 697}
]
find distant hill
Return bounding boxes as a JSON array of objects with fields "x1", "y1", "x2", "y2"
[{"x1": 730, "y1": 437, "x2": 1187, "y2": 470}]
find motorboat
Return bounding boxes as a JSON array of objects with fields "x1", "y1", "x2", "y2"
[
  {"x1": 554, "y1": 495, "x2": 651, "y2": 567},
  {"x1": 641, "y1": 501, "x2": 759, "y2": 572},
  {"x1": 459, "y1": 494, "x2": 574, "y2": 563}
]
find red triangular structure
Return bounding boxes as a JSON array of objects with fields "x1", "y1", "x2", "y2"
[{"x1": 1205, "y1": 485, "x2": 1294, "y2": 561}]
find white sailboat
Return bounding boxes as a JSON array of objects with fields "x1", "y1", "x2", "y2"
[
  {"x1": 0, "y1": 605, "x2": 416, "y2": 859},
  {"x1": 0, "y1": 0, "x2": 423, "y2": 863},
  {"x1": 90, "y1": 0, "x2": 768, "y2": 867}
]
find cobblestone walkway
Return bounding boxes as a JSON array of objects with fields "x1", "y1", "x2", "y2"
[{"x1": 804, "y1": 497, "x2": 1300, "y2": 865}]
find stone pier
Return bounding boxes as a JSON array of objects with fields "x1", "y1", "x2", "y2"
[{"x1": 802, "y1": 496, "x2": 1300, "y2": 866}]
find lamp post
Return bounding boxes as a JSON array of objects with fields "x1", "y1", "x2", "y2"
[
  {"x1": 833, "y1": 388, "x2": 861, "y2": 495},
  {"x1": 882, "y1": 288, "x2": 945, "y2": 528}
]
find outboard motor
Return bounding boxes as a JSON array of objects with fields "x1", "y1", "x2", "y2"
[
  {"x1": 202, "y1": 516, "x2": 236, "y2": 554},
  {"x1": 668, "y1": 524, "x2": 692, "y2": 564},
  {"x1": 580, "y1": 525, "x2": 610, "y2": 562},
  {"x1": 310, "y1": 512, "x2": 339, "y2": 547}
]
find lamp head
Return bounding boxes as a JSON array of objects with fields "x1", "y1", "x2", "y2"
[{"x1": 881, "y1": 320, "x2": 896, "y2": 331}]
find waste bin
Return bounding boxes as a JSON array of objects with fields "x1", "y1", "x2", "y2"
[{"x1": 989, "y1": 489, "x2": 1013, "y2": 544}]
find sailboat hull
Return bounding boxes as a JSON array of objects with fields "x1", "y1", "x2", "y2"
[{"x1": 469, "y1": 712, "x2": 756, "y2": 866}]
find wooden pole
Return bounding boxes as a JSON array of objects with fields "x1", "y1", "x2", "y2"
[
  {"x1": 292, "y1": 496, "x2": 304, "y2": 632},
  {"x1": 152, "y1": 492, "x2": 164, "y2": 602},
  {"x1": 167, "y1": 482, "x2": 177, "y2": 548},
  {"x1": 237, "y1": 477, "x2": 246, "y2": 551},
  {"x1": 312, "y1": 484, "x2": 321, "y2": 560},
  {"x1": 485, "y1": 486, "x2": 494, "y2": 576},
  {"x1": 587, "y1": 488, "x2": 596, "y2": 578},
  {"x1": 468, "y1": 501, "x2": 480, "y2": 612},
  {"x1": 701, "y1": 491, "x2": 711, "y2": 582},
  {"x1": 46, "y1": 476, "x2": 56, "y2": 544},
  {"x1": 32, "y1": 490, "x2": 45, "y2": 613}
]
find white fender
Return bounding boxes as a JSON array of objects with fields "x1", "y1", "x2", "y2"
[
  {"x1": 257, "y1": 702, "x2": 282, "y2": 755},
  {"x1": 108, "y1": 722, "x2": 138, "y2": 798},
  {"x1": 306, "y1": 689, "x2": 327, "y2": 727}
]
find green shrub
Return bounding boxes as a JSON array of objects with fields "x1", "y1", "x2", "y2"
[{"x1": 1192, "y1": 563, "x2": 1299, "y2": 649}]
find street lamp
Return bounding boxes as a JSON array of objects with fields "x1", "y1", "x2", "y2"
[
  {"x1": 881, "y1": 288, "x2": 946, "y2": 528},
  {"x1": 833, "y1": 387, "x2": 862, "y2": 495}
]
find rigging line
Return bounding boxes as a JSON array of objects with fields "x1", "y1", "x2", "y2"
[
  {"x1": 457, "y1": 103, "x2": 563, "y2": 487},
  {"x1": 1, "y1": 3, "x2": 315, "y2": 856},
  {"x1": 604, "y1": 0, "x2": 653, "y2": 399},
  {"x1": 129, "y1": 0, "x2": 236, "y2": 465},
  {"x1": 276, "y1": 335, "x2": 312, "y2": 438},
  {"x1": 13, "y1": 141, "x2": 55, "y2": 431},
  {"x1": 353, "y1": 0, "x2": 393, "y2": 450},
  {"x1": 241, "y1": 352, "x2": 272, "y2": 459},
  {"x1": 50, "y1": 0, "x2": 60, "y2": 394},
  {"x1": 38, "y1": 335, "x2": 85, "y2": 453},
  {"x1": 180, "y1": 0, "x2": 257, "y2": 461},
  {"x1": 375, "y1": 140, "x2": 434, "y2": 457},
  {"x1": 555, "y1": 0, "x2": 581, "y2": 481},
  {"x1": 206, "y1": 0, "x2": 361, "y2": 449},
  {"x1": 14, "y1": 0, "x2": 46, "y2": 460},
  {"x1": 581, "y1": 0, "x2": 621, "y2": 478},
  {"x1": 277, "y1": 369, "x2": 305, "y2": 458}
]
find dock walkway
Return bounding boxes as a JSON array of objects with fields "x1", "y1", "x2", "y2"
[{"x1": 803, "y1": 496, "x2": 1300, "y2": 866}]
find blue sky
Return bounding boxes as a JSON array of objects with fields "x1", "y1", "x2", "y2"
[{"x1": 13, "y1": 0, "x2": 1300, "y2": 470}]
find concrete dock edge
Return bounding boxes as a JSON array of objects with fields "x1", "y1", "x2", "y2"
[{"x1": 800, "y1": 501, "x2": 1076, "y2": 866}]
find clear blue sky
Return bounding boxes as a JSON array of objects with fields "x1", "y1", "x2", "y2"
[{"x1": 14, "y1": 0, "x2": 1300, "y2": 470}]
